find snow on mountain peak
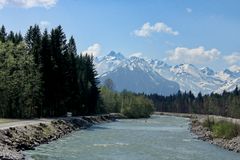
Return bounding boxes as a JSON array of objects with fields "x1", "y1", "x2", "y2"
[
  {"x1": 200, "y1": 67, "x2": 215, "y2": 76},
  {"x1": 148, "y1": 59, "x2": 165, "y2": 67},
  {"x1": 95, "y1": 52, "x2": 240, "y2": 95},
  {"x1": 170, "y1": 64, "x2": 200, "y2": 77},
  {"x1": 107, "y1": 51, "x2": 125, "y2": 59}
]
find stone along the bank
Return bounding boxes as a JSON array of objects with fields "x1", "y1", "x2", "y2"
[{"x1": 191, "y1": 115, "x2": 240, "y2": 153}]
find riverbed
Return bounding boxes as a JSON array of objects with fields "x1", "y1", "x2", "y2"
[{"x1": 24, "y1": 115, "x2": 240, "y2": 160}]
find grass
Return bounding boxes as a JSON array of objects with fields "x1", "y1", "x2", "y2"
[
  {"x1": 203, "y1": 117, "x2": 240, "y2": 139},
  {"x1": 212, "y1": 121, "x2": 239, "y2": 139}
]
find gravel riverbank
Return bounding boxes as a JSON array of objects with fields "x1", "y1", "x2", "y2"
[
  {"x1": 0, "y1": 114, "x2": 119, "y2": 160},
  {"x1": 190, "y1": 116, "x2": 240, "y2": 153},
  {"x1": 155, "y1": 112, "x2": 240, "y2": 153}
]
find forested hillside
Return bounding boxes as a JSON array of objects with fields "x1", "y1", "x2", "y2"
[
  {"x1": 0, "y1": 25, "x2": 102, "y2": 118},
  {"x1": 147, "y1": 87, "x2": 240, "y2": 118}
]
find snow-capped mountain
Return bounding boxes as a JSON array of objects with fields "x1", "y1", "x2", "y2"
[
  {"x1": 215, "y1": 69, "x2": 240, "y2": 82},
  {"x1": 95, "y1": 51, "x2": 179, "y2": 95},
  {"x1": 200, "y1": 67, "x2": 215, "y2": 76},
  {"x1": 148, "y1": 62, "x2": 224, "y2": 95},
  {"x1": 95, "y1": 51, "x2": 240, "y2": 95},
  {"x1": 216, "y1": 77, "x2": 240, "y2": 94}
]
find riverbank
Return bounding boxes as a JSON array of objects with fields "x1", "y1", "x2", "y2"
[
  {"x1": 155, "y1": 112, "x2": 240, "y2": 153},
  {"x1": 0, "y1": 114, "x2": 119, "y2": 160}
]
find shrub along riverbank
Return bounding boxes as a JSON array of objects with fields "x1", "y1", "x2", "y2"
[
  {"x1": 101, "y1": 86, "x2": 154, "y2": 118},
  {"x1": 203, "y1": 117, "x2": 240, "y2": 139},
  {"x1": 191, "y1": 115, "x2": 240, "y2": 152}
]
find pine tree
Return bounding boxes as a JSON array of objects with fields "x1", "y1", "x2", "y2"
[
  {"x1": 39, "y1": 29, "x2": 53, "y2": 117},
  {"x1": 233, "y1": 86, "x2": 239, "y2": 96},
  {"x1": 7, "y1": 31, "x2": 15, "y2": 43},
  {"x1": 14, "y1": 32, "x2": 23, "y2": 44},
  {"x1": 85, "y1": 55, "x2": 100, "y2": 115},
  {"x1": 25, "y1": 25, "x2": 42, "y2": 66},
  {"x1": 0, "y1": 25, "x2": 7, "y2": 42},
  {"x1": 50, "y1": 25, "x2": 68, "y2": 116},
  {"x1": 64, "y1": 36, "x2": 80, "y2": 115}
]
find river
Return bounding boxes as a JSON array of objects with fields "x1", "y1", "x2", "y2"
[{"x1": 24, "y1": 115, "x2": 240, "y2": 160}]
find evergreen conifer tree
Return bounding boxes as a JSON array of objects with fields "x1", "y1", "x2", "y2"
[{"x1": 0, "y1": 25, "x2": 7, "y2": 42}]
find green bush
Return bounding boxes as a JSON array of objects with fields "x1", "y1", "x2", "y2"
[
  {"x1": 121, "y1": 95, "x2": 154, "y2": 118},
  {"x1": 100, "y1": 87, "x2": 154, "y2": 118},
  {"x1": 203, "y1": 117, "x2": 240, "y2": 139},
  {"x1": 212, "y1": 121, "x2": 239, "y2": 139}
]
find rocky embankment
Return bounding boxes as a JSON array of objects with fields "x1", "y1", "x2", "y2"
[
  {"x1": 155, "y1": 112, "x2": 240, "y2": 153},
  {"x1": 190, "y1": 116, "x2": 240, "y2": 153},
  {"x1": 0, "y1": 114, "x2": 120, "y2": 160}
]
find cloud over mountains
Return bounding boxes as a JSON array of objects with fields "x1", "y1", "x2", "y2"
[
  {"x1": 167, "y1": 46, "x2": 221, "y2": 65},
  {"x1": 224, "y1": 52, "x2": 240, "y2": 65},
  {"x1": 134, "y1": 22, "x2": 179, "y2": 37},
  {"x1": 0, "y1": 0, "x2": 57, "y2": 9},
  {"x1": 82, "y1": 43, "x2": 102, "y2": 57}
]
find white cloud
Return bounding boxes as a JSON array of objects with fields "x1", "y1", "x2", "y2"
[
  {"x1": 229, "y1": 65, "x2": 240, "y2": 72},
  {"x1": 0, "y1": 0, "x2": 7, "y2": 9},
  {"x1": 186, "y1": 8, "x2": 192, "y2": 13},
  {"x1": 223, "y1": 52, "x2": 240, "y2": 65},
  {"x1": 0, "y1": 0, "x2": 57, "y2": 9},
  {"x1": 129, "y1": 52, "x2": 143, "y2": 58},
  {"x1": 39, "y1": 21, "x2": 50, "y2": 29},
  {"x1": 134, "y1": 22, "x2": 179, "y2": 37},
  {"x1": 82, "y1": 43, "x2": 101, "y2": 57},
  {"x1": 167, "y1": 46, "x2": 221, "y2": 64}
]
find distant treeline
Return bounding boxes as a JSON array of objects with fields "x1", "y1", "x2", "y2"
[
  {"x1": 147, "y1": 88, "x2": 240, "y2": 118},
  {"x1": 0, "y1": 25, "x2": 102, "y2": 118}
]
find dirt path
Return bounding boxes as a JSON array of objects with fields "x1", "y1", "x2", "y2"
[{"x1": 0, "y1": 118, "x2": 52, "y2": 130}]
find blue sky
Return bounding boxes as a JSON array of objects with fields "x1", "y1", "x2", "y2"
[{"x1": 0, "y1": 0, "x2": 240, "y2": 70}]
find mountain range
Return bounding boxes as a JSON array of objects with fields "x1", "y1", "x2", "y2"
[{"x1": 94, "y1": 51, "x2": 240, "y2": 96}]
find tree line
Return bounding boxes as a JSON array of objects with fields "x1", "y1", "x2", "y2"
[
  {"x1": 101, "y1": 79, "x2": 154, "y2": 118},
  {"x1": 0, "y1": 25, "x2": 102, "y2": 118},
  {"x1": 147, "y1": 87, "x2": 240, "y2": 118}
]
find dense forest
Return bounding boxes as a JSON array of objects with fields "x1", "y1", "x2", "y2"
[
  {"x1": 0, "y1": 25, "x2": 102, "y2": 118},
  {"x1": 147, "y1": 87, "x2": 240, "y2": 118}
]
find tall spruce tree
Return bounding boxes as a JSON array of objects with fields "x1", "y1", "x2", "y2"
[
  {"x1": 7, "y1": 31, "x2": 15, "y2": 43},
  {"x1": 50, "y1": 25, "x2": 68, "y2": 116},
  {"x1": 39, "y1": 29, "x2": 53, "y2": 116},
  {"x1": 85, "y1": 55, "x2": 100, "y2": 115},
  {"x1": 0, "y1": 25, "x2": 7, "y2": 42},
  {"x1": 25, "y1": 25, "x2": 42, "y2": 66},
  {"x1": 14, "y1": 32, "x2": 23, "y2": 44},
  {"x1": 64, "y1": 36, "x2": 80, "y2": 115}
]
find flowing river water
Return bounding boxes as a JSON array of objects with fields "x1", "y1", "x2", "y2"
[{"x1": 24, "y1": 115, "x2": 240, "y2": 160}]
